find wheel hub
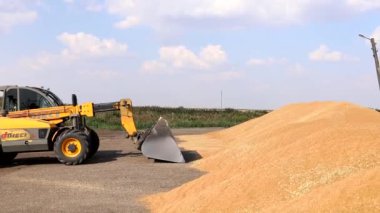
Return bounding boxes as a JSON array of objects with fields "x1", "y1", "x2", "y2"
[
  {"x1": 61, "y1": 138, "x2": 82, "y2": 158},
  {"x1": 68, "y1": 144, "x2": 77, "y2": 152}
]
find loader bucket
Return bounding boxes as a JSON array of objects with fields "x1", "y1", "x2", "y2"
[{"x1": 138, "y1": 118, "x2": 185, "y2": 163}]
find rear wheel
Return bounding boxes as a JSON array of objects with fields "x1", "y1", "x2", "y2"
[
  {"x1": 86, "y1": 128, "x2": 99, "y2": 158},
  {"x1": 54, "y1": 131, "x2": 89, "y2": 165},
  {"x1": 0, "y1": 151, "x2": 17, "y2": 165}
]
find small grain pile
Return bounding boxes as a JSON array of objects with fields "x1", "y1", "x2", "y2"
[{"x1": 144, "y1": 102, "x2": 380, "y2": 212}]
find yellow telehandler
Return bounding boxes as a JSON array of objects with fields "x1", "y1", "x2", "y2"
[{"x1": 0, "y1": 86, "x2": 185, "y2": 165}]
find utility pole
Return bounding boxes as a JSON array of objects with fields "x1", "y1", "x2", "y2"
[
  {"x1": 220, "y1": 90, "x2": 223, "y2": 109},
  {"x1": 359, "y1": 34, "x2": 380, "y2": 91}
]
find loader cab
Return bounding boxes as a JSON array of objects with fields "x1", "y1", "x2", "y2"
[{"x1": 0, "y1": 86, "x2": 63, "y2": 112}]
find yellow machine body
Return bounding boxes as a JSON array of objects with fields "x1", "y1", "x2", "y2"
[
  {"x1": 0, "y1": 85, "x2": 183, "y2": 165},
  {"x1": 0, "y1": 117, "x2": 53, "y2": 152},
  {"x1": 0, "y1": 117, "x2": 52, "y2": 129}
]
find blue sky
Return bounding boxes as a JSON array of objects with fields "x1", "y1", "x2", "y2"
[{"x1": 1, "y1": 0, "x2": 380, "y2": 109}]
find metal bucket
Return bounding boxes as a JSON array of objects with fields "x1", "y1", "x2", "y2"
[{"x1": 138, "y1": 117, "x2": 185, "y2": 163}]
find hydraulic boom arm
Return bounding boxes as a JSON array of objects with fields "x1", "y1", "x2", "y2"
[
  {"x1": 7, "y1": 99, "x2": 138, "y2": 138},
  {"x1": 93, "y1": 99, "x2": 138, "y2": 138}
]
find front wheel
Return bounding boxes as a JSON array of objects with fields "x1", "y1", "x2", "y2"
[{"x1": 54, "y1": 131, "x2": 90, "y2": 165}]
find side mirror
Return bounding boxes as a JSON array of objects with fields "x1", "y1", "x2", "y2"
[{"x1": 72, "y1": 94, "x2": 78, "y2": 106}]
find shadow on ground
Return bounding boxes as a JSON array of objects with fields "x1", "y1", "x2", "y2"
[
  {"x1": 182, "y1": 150, "x2": 202, "y2": 162},
  {"x1": 86, "y1": 150, "x2": 142, "y2": 164},
  {"x1": 0, "y1": 148, "x2": 201, "y2": 168},
  {"x1": 0, "y1": 156, "x2": 58, "y2": 168},
  {"x1": 153, "y1": 150, "x2": 202, "y2": 163},
  {"x1": 0, "y1": 150, "x2": 143, "y2": 168}
]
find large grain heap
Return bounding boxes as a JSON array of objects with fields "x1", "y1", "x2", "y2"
[{"x1": 145, "y1": 102, "x2": 380, "y2": 212}]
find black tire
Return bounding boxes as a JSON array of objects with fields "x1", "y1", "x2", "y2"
[
  {"x1": 86, "y1": 128, "x2": 99, "y2": 159},
  {"x1": 54, "y1": 131, "x2": 90, "y2": 165},
  {"x1": 0, "y1": 151, "x2": 17, "y2": 165}
]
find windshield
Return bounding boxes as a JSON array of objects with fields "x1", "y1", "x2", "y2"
[
  {"x1": 32, "y1": 87, "x2": 64, "y2": 106},
  {"x1": 19, "y1": 88, "x2": 56, "y2": 110}
]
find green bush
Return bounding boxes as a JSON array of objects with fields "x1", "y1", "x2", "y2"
[{"x1": 86, "y1": 106, "x2": 270, "y2": 130}]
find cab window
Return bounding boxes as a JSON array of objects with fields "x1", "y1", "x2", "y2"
[
  {"x1": 0, "y1": 90, "x2": 3, "y2": 108},
  {"x1": 19, "y1": 88, "x2": 53, "y2": 110},
  {"x1": 4, "y1": 89, "x2": 18, "y2": 111}
]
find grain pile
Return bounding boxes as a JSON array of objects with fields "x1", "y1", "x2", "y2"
[{"x1": 144, "y1": 102, "x2": 380, "y2": 212}]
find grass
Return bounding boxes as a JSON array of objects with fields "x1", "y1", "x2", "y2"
[{"x1": 86, "y1": 106, "x2": 270, "y2": 130}]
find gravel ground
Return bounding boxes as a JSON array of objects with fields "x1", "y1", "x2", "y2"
[{"x1": 0, "y1": 128, "x2": 220, "y2": 213}]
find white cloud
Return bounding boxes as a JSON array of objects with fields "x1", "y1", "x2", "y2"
[
  {"x1": 85, "y1": 1, "x2": 104, "y2": 12},
  {"x1": 309, "y1": 45, "x2": 345, "y2": 62},
  {"x1": 190, "y1": 0, "x2": 247, "y2": 18},
  {"x1": 22, "y1": 32, "x2": 129, "y2": 71},
  {"x1": 102, "y1": 0, "x2": 310, "y2": 29},
  {"x1": 142, "y1": 60, "x2": 168, "y2": 73},
  {"x1": 114, "y1": 16, "x2": 140, "y2": 29},
  {"x1": 22, "y1": 52, "x2": 55, "y2": 71},
  {"x1": 63, "y1": 0, "x2": 104, "y2": 11},
  {"x1": 57, "y1": 32, "x2": 128, "y2": 59},
  {"x1": 142, "y1": 45, "x2": 227, "y2": 74},
  {"x1": 0, "y1": 1, "x2": 38, "y2": 32},
  {"x1": 346, "y1": 0, "x2": 380, "y2": 11},
  {"x1": 200, "y1": 45, "x2": 227, "y2": 65},
  {"x1": 78, "y1": 0, "x2": 380, "y2": 31},
  {"x1": 247, "y1": 57, "x2": 288, "y2": 66},
  {"x1": 159, "y1": 46, "x2": 206, "y2": 69},
  {"x1": 106, "y1": 0, "x2": 135, "y2": 15},
  {"x1": 246, "y1": 57, "x2": 307, "y2": 76},
  {"x1": 372, "y1": 26, "x2": 380, "y2": 41},
  {"x1": 77, "y1": 69, "x2": 123, "y2": 80}
]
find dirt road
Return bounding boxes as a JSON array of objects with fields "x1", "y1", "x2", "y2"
[{"x1": 0, "y1": 128, "x2": 220, "y2": 212}]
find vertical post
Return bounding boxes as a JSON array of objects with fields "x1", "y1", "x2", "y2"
[
  {"x1": 220, "y1": 90, "x2": 223, "y2": 109},
  {"x1": 370, "y1": 38, "x2": 380, "y2": 91}
]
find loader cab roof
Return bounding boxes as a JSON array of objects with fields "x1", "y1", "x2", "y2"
[
  {"x1": 0, "y1": 85, "x2": 64, "y2": 111},
  {"x1": 0, "y1": 85, "x2": 17, "y2": 91}
]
